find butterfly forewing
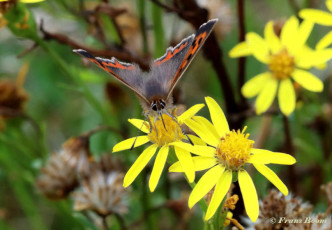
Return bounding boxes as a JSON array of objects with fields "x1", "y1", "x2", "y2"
[
  {"x1": 73, "y1": 19, "x2": 218, "y2": 112},
  {"x1": 73, "y1": 49, "x2": 149, "y2": 104},
  {"x1": 141, "y1": 35, "x2": 195, "y2": 102},
  {"x1": 165, "y1": 19, "x2": 218, "y2": 100}
]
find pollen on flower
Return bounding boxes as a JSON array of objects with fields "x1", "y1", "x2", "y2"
[
  {"x1": 269, "y1": 49, "x2": 294, "y2": 80},
  {"x1": 147, "y1": 113, "x2": 184, "y2": 146},
  {"x1": 216, "y1": 126, "x2": 254, "y2": 169}
]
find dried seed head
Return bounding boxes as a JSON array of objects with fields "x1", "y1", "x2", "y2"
[
  {"x1": 36, "y1": 152, "x2": 78, "y2": 199},
  {"x1": 0, "y1": 78, "x2": 29, "y2": 119},
  {"x1": 249, "y1": 189, "x2": 313, "y2": 230},
  {"x1": 73, "y1": 169, "x2": 126, "y2": 217},
  {"x1": 60, "y1": 136, "x2": 93, "y2": 178},
  {"x1": 37, "y1": 135, "x2": 94, "y2": 199},
  {"x1": 321, "y1": 182, "x2": 332, "y2": 207}
]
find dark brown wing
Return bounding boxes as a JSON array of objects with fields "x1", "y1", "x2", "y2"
[
  {"x1": 73, "y1": 49, "x2": 149, "y2": 104},
  {"x1": 157, "y1": 19, "x2": 218, "y2": 100},
  {"x1": 142, "y1": 35, "x2": 195, "y2": 100}
]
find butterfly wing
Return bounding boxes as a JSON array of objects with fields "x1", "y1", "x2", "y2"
[
  {"x1": 142, "y1": 35, "x2": 195, "y2": 100},
  {"x1": 73, "y1": 49, "x2": 149, "y2": 104},
  {"x1": 151, "y1": 19, "x2": 218, "y2": 100}
]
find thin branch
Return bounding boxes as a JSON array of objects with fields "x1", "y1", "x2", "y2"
[
  {"x1": 237, "y1": 0, "x2": 247, "y2": 106},
  {"x1": 282, "y1": 115, "x2": 297, "y2": 194},
  {"x1": 17, "y1": 43, "x2": 39, "y2": 58}
]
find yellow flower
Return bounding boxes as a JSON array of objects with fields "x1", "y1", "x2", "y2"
[
  {"x1": 112, "y1": 104, "x2": 205, "y2": 192},
  {"x1": 300, "y1": 0, "x2": 332, "y2": 49},
  {"x1": 230, "y1": 16, "x2": 332, "y2": 116},
  {"x1": 169, "y1": 97, "x2": 296, "y2": 222}
]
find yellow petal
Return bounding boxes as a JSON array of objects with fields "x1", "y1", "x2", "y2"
[
  {"x1": 299, "y1": 9, "x2": 332, "y2": 26},
  {"x1": 253, "y1": 164, "x2": 288, "y2": 195},
  {"x1": 246, "y1": 32, "x2": 270, "y2": 63},
  {"x1": 169, "y1": 156, "x2": 217, "y2": 172},
  {"x1": 205, "y1": 97, "x2": 230, "y2": 138},
  {"x1": 255, "y1": 77, "x2": 278, "y2": 115},
  {"x1": 241, "y1": 72, "x2": 272, "y2": 98},
  {"x1": 249, "y1": 148, "x2": 296, "y2": 165},
  {"x1": 238, "y1": 170, "x2": 259, "y2": 222},
  {"x1": 293, "y1": 20, "x2": 314, "y2": 53},
  {"x1": 186, "y1": 134, "x2": 206, "y2": 146},
  {"x1": 327, "y1": 0, "x2": 332, "y2": 13},
  {"x1": 291, "y1": 69, "x2": 324, "y2": 92},
  {"x1": 296, "y1": 48, "x2": 332, "y2": 68},
  {"x1": 174, "y1": 146, "x2": 195, "y2": 183},
  {"x1": 185, "y1": 119, "x2": 219, "y2": 147},
  {"x1": 316, "y1": 31, "x2": 332, "y2": 50},
  {"x1": 264, "y1": 21, "x2": 281, "y2": 54},
  {"x1": 149, "y1": 145, "x2": 169, "y2": 192},
  {"x1": 189, "y1": 165, "x2": 225, "y2": 208},
  {"x1": 192, "y1": 116, "x2": 220, "y2": 139},
  {"x1": 123, "y1": 144, "x2": 158, "y2": 187},
  {"x1": 205, "y1": 170, "x2": 232, "y2": 221},
  {"x1": 128, "y1": 119, "x2": 149, "y2": 133},
  {"x1": 178, "y1": 104, "x2": 205, "y2": 123},
  {"x1": 229, "y1": 41, "x2": 251, "y2": 58},
  {"x1": 278, "y1": 79, "x2": 295, "y2": 116},
  {"x1": 113, "y1": 136, "x2": 150, "y2": 152},
  {"x1": 280, "y1": 16, "x2": 299, "y2": 54},
  {"x1": 170, "y1": 142, "x2": 216, "y2": 157}
]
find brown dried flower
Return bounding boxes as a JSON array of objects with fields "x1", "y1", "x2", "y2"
[
  {"x1": 245, "y1": 189, "x2": 313, "y2": 230},
  {"x1": 0, "y1": 64, "x2": 29, "y2": 123},
  {"x1": 37, "y1": 135, "x2": 94, "y2": 199},
  {"x1": 36, "y1": 152, "x2": 78, "y2": 199},
  {"x1": 60, "y1": 136, "x2": 93, "y2": 178},
  {"x1": 73, "y1": 163, "x2": 126, "y2": 217}
]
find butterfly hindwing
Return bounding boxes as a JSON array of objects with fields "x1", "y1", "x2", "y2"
[
  {"x1": 73, "y1": 49, "x2": 149, "y2": 104},
  {"x1": 165, "y1": 19, "x2": 218, "y2": 99}
]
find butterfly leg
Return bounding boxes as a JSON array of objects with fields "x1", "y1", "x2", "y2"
[
  {"x1": 158, "y1": 111, "x2": 168, "y2": 131},
  {"x1": 164, "y1": 109, "x2": 194, "y2": 145}
]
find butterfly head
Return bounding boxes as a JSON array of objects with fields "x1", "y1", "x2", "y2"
[{"x1": 151, "y1": 99, "x2": 166, "y2": 113}]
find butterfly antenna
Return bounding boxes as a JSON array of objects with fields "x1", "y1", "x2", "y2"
[
  {"x1": 130, "y1": 114, "x2": 149, "y2": 150},
  {"x1": 164, "y1": 110, "x2": 194, "y2": 145},
  {"x1": 159, "y1": 112, "x2": 168, "y2": 131}
]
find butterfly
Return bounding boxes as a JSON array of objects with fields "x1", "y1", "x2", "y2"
[{"x1": 74, "y1": 19, "x2": 217, "y2": 117}]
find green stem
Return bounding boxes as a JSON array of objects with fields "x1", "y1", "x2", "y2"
[
  {"x1": 138, "y1": 0, "x2": 149, "y2": 55},
  {"x1": 151, "y1": 2, "x2": 165, "y2": 58},
  {"x1": 0, "y1": 146, "x2": 48, "y2": 230}
]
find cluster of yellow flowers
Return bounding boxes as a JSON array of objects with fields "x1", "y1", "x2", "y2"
[
  {"x1": 109, "y1": 1, "x2": 332, "y2": 225},
  {"x1": 112, "y1": 1, "x2": 332, "y2": 224},
  {"x1": 230, "y1": 1, "x2": 332, "y2": 116}
]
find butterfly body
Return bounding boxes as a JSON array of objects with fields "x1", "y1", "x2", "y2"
[{"x1": 74, "y1": 19, "x2": 218, "y2": 116}]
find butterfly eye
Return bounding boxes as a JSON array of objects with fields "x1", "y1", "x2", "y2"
[
  {"x1": 151, "y1": 103, "x2": 158, "y2": 111},
  {"x1": 160, "y1": 100, "x2": 166, "y2": 109}
]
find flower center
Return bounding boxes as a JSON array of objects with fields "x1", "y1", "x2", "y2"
[
  {"x1": 268, "y1": 49, "x2": 294, "y2": 80},
  {"x1": 147, "y1": 112, "x2": 184, "y2": 146},
  {"x1": 216, "y1": 127, "x2": 254, "y2": 170}
]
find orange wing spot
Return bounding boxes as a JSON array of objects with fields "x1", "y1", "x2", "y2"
[
  {"x1": 102, "y1": 60, "x2": 134, "y2": 70},
  {"x1": 190, "y1": 32, "x2": 207, "y2": 55},
  {"x1": 155, "y1": 41, "x2": 189, "y2": 65}
]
